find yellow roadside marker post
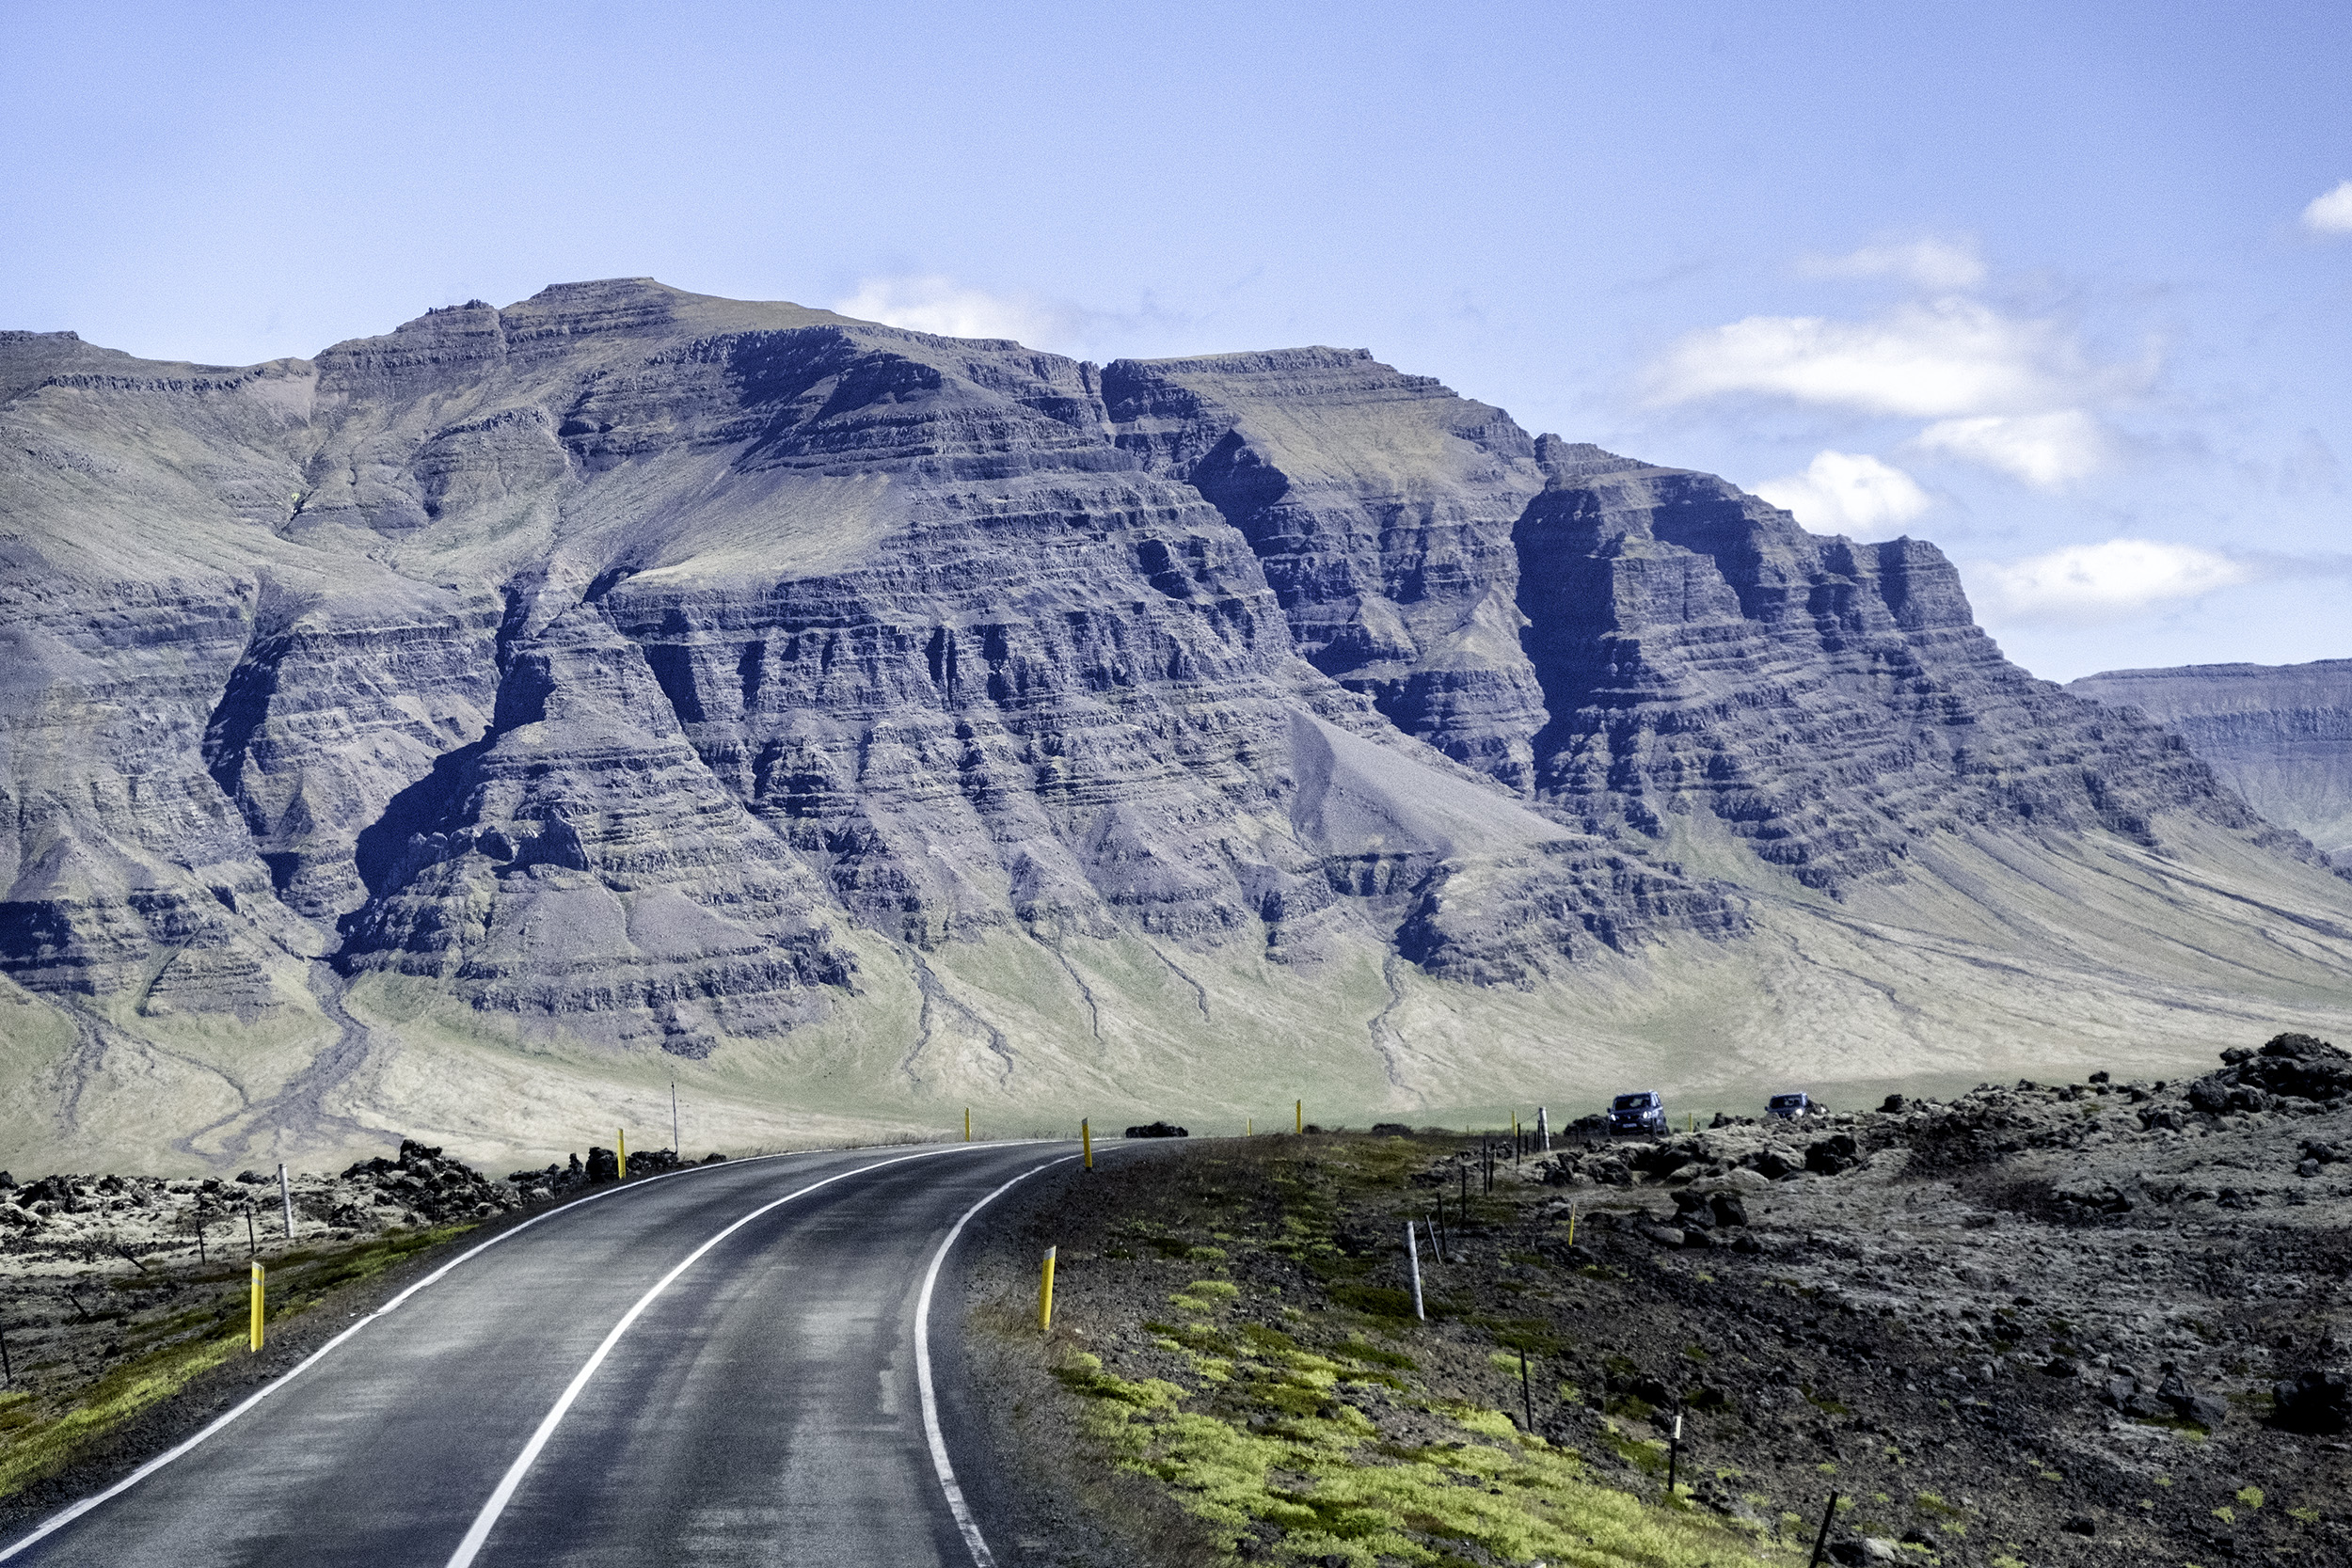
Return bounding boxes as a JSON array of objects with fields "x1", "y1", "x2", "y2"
[
  {"x1": 249, "y1": 1262, "x2": 264, "y2": 1353},
  {"x1": 1081, "y1": 1119, "x2": 1092, "y2": 1169},
  {"x1": 1039, "y1": 1246, "x2": 1057, "y2": 1332},
  {"x1": 618, "y1": 1128, "x2": 628, "y2": 1180},
  {"x1": 1246, "y1": 1117, "x2": 1251, "y2": 1136},
  {"x1": 1295, "y1": 1100, "x2": 1302, "y2": 1134},
  {"x1": 1567, "y1": 1204, "x2": 1578, "y2": 1247},
  {"x1": 964, "y1": 1107, "x2": 971, "y2": 1143}
]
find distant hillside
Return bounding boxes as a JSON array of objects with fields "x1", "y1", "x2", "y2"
[
  {"x1": 3, "y1": 280, "x2": 2349, "y2": 1172},
  {"x1": 2071, "y1": 660, "x2": 2352, "y2": 862}
]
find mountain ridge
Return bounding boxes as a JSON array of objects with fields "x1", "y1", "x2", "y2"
[{"x1": 2, "y1": 278, "x2": 2345, "y2": 1170}]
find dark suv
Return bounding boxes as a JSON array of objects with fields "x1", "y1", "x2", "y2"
[
  {"x1": 1609, "y1": 1090, "x2": 1668, "y2": 1136},
  {"x1": 1766, "y1": 1092, "x2": 1815, "y2": 1119}
]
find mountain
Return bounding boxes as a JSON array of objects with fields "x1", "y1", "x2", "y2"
[
  {"x1": 2071, "y1": 660, "x2": 2352, "y2": 863},
  {"x1": 4, "y1": 279, "x2": 2348, "y2": 1171}
]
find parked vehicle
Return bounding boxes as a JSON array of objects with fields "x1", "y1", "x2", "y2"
[
  {"x1": 1766, "y1": 1092, "x2": 1815, "y2": 1119},
  {"x1": 1608, "y1": 1090, "x2": 1668, "y2": 1135}
]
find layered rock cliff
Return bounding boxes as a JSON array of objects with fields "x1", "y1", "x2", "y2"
[
  {"x1": 2070, "y1": 660, "x2": 2352, "y2": 862},
  {"x1": 2, "y1": 280, "x2": 2347, "y2": 1169}
]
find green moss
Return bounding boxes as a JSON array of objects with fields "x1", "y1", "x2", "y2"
[
  {"x1": 0, "y1": 1331, "x2": 242, "y2": 1497},
  {"x1": 1327, "y1": 1284, "x2": 1419, "y2": 1319},
  {"x1": 1599, "y1": 1425, "x2": 1669, "y2": 1475},
  {"x1": 1170, "y1": 1279, "x2": 1243, "y2": 1313},
  {"x1": 1054, "y1": 1352, "x2": 1188, "y2": 1409},
  {"x1": 2234, "y1": 1485, "x2": 2263, "y2": 1510},
  {"x1": 1240, "y1": 1323, "x2": 1299, "y2": 1355}
]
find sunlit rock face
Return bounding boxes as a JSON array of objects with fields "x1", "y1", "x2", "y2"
[
  {"x1": 0, "y1": 279, "x2": 2328, "y2": 1085},
  {"x1": 1507, "y1": 440, "x2": 2291, "y2": 893},
  {"x1": 2072, "y1": 659, "x2": 2352, "y2": 863},
  {"x1": 0, "y1": 284, "x2": 1738, "y2": 1054},
  {"x1": 1104, "y1": 348, "x2": 1551, "y2": 793}
]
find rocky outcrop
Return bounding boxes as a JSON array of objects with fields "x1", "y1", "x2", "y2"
[{"x1": 2070, "y1": 659, "x2": 2352, "y2": 861}]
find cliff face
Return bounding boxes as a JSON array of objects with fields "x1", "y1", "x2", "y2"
[
  {"x1": 2070, "y1": 660, "x2": 2352, "y2": 862},
  {"x1": 1104, "y1": 349, "x2": 1550, "y2": 791},
  {"x1": 1510, "y1": 442, "x2": 2286, "y2": 891},
  {"x1": 2, "y1": 281, "x2": 2347, "y2": 1169}
]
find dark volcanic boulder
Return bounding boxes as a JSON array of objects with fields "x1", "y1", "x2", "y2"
[
  {"x1": 1804, "y1": 1132, "x2": 1860, "y2": 1176},
  {"x1": 2190, "y1": 1033, "x2": 2350, "y2": 1114},
  {"x1": 2272, "y1": 1368, "x2": 2351, "y2": 1433},
  {"x1": 1123, "y1": 1122, "x2": 1189, "y2": 1138},
  {"x1": 2240, "y1": 1033, "x2": 2352, "y2": 1101}
]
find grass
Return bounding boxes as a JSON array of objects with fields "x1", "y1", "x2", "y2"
[
  {"x1": 0, "y1": 1224, "x2": 469, "y2": 1500},
  {"x1": 0, "y1": 1331, "x2": 246, "y2": 1498}
]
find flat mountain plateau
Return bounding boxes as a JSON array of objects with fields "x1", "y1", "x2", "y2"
[
  {"x1": 2, "y1": 279, "x2": 2348, "y2": 1173},
  {"x1": 2072, "y1": 659, "x2": 2352, "y2": 863}
]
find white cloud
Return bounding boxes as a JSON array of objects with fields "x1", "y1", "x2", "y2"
[
  {"x1": 1753, "y1": 451, "x2": 1931, "y2": 539},
  {"x1": 1802, "y1": 236, "x2": 1986, "y2": 291},
  {"x1": 1646, "y1": 298, "x2": 2124, "y2": 420},
  {"x1": 832, "y1": 275, "x2": 1087, "y2": 348},
  {"x1": 2302, "y1": 181, "x2": 2352, "y2": 235},
  {"x1": 1968, "y1": 539, "x2": 2254, "y2": 625},
  {"x1": 1915, "y1": 410, "x2": 2110, "y2": 488}
]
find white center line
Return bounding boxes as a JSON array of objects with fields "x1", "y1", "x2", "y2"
[
  {"x1": 441, "y1": 1142, "x2": 1024, "y2": 1568},
  {"x1": 0, "y1": 1147, "x2": 791, "y2": 1564}
]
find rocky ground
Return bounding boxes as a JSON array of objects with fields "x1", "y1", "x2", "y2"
[{"x1": 962, "y1": 1033, "x2": 2352, "y2": 1567}]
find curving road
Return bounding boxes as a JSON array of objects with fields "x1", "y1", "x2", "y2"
[{"x1": 2, "y1": 1140, "x2": 1080, "y2": 1567}]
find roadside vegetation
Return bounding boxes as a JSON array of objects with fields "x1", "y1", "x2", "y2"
[
  {"x1": 0, "y1": 1224, "x2": 470, "y2": 1501},
  {"x1": 980, "y1": 1071, "x2": 2349, "y2": 1566},
  {"x1": 998, "y1": 1133, "x2": 1788, "y2": 1566}
]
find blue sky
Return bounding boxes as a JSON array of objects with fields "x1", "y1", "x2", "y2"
[{"x1": 5, "y1": 0, "x2": 2346, "y2": 680}]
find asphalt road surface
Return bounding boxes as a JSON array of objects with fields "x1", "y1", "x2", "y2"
[{"x1": 2, "y1": 1140, "x2": 1082, "y2": 1567}]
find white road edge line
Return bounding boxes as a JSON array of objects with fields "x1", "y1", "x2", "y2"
[
  {"x1": 914, "y1": 1153, "x2": 1079, "y2": 1568},
  {"x1": 0, "y1": 1142, "x2": 1019, "y2": 1564},
  {"x1": 442, "y1": 1141, "x2": 1023, "y2": 1568}
]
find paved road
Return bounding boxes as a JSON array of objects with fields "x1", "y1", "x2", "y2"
[{"x1": 3, "y1": 1141, "x2": 1077, "y2": 1567}]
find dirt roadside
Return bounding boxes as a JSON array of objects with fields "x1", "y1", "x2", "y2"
[
  {"x1": 0, "y1": 1133, "x2": 721, "y2": 1530},
  {"x1": 953, "y1": 1037, "x2": 2352, "y2": 1567}
]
